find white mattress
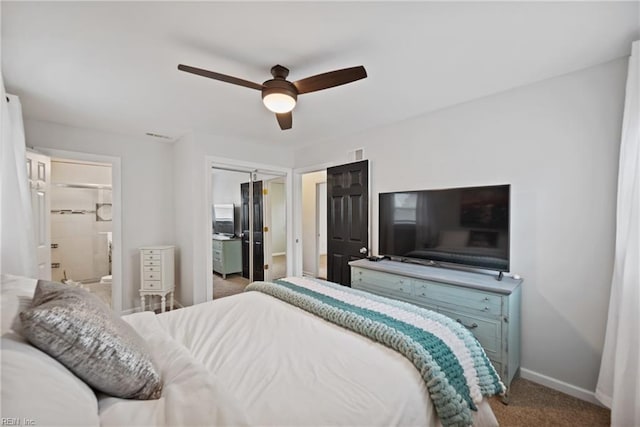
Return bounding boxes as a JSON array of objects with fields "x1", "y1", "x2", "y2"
[{"x1": 103, "y1": 291, "x2": 498, "y2": 427}]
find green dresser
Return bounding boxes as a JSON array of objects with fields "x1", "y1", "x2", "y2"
[
  {"x1": 212, "y1": 237, "x2": 242, "y2": 278},
  {"x1": 349, "y1": 259, "x2": 522, "y2": 393}
]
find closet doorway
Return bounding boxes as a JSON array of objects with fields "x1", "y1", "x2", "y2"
[{"x1": 209, "y1": 160, "x2": 291, "y2": 300}]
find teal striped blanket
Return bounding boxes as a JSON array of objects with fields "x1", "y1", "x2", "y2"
[{"x1": 245, "y1": 277, "x2": 505, "y2": 427}]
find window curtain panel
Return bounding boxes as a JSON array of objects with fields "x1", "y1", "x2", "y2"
[
  {"x1": 1, "y1": 83, "x2": 37, "y2": 277},
  {"x1": 596, "y1": 40, "x2": 640, "y2": 426}
]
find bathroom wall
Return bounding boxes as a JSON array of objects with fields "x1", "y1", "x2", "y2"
[{"x1": 50, "y1": 160, "x2": 112, "y2": 283}]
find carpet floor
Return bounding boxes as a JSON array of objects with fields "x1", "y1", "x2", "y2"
[
  {"x1": 489, "y1": 377, "x2": 609, "y2": 426},
  {"x1": 212, "y1": 274, "x2": 250, "y2": 299}
]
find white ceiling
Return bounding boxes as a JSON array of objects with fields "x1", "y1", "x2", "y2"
[{"x1": 2, "y1": 1, "x2": 638, "y2": 147}]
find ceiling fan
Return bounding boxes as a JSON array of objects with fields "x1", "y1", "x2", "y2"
[{"x1": 177, "y1": 63, "x2": 367, "y2": 130}]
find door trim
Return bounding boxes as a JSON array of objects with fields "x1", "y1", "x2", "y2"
[
  {"x1": 263, "y1": 177, "x2": 285, "y2": 282},
  {"x1": 205, "y1": 155, "x2": 293, "y2": 301},
  {"x1": 287, "y1": 162, "x2": 341, "y2": 276},
  {"x1": 34, "y1": 147, "x2": 123, "y2": 315}
]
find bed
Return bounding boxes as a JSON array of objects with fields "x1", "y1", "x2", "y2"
[{"x1": 1, "y1": 274, "x2": 501, "y2": 427}]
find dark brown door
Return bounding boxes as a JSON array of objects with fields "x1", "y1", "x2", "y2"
[
  {"x1": 327, "y1": 160, "x2": 369, "y2": 286},
  {"x1": 241, "y1": 181, "x2": 264, "y2": 281}
]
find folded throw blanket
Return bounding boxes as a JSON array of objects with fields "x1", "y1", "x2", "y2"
[{"x1": 245, "y1": 277, "x2": 504, "y2": 427}]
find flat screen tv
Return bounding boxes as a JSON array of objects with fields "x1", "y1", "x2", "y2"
[
  {"x1": 379, "y1": 184, "x2": 510, "y2": 272},
  {"x1": 213, "y1": 203, "x2": 235, "y2": 236}
]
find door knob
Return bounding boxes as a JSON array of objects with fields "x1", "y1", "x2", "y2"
[{"x1": 359, "y1": 247, "x2": 368, "y2": 255}]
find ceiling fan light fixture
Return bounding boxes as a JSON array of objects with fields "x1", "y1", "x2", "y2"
[
  {"x1": 261, "y1": 79, "x2": 298, "y2": 114},
  {"x1": 263, "y1": 92, "x2": 296, "y2": 113},
  {"x1": 178, "y1": 62, "x2": 367, "y2": 130}
]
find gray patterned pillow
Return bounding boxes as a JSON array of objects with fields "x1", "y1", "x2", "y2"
[{"x1": 20, "y1": 280, "x2": 162, "y2": 400}]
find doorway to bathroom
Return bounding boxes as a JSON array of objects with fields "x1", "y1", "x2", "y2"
[{"x1": 49, "y1": 158, "x2": 114, "y2": 308}]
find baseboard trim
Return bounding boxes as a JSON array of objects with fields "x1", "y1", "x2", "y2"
[{"x1": 520, "y1": 368, "x2": 603, "y2": 407}]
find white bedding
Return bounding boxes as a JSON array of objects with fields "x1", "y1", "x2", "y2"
[
  {"x1": 1, "y1": 274, "x2": 498, "y2": 426},
  {"x1": 108, "y1": 291, "x2": 498, "y2": 427}
]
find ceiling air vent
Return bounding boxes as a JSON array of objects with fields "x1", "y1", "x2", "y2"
[{"x1": 145, "y1": 132, "x2": 173, "y2": 140}]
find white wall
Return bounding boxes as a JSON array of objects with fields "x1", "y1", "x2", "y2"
[
  {"x1": 173, "y1": 131, "x2": 294, "y2": 305},
  {"x1": 172, "y1": 132, "x2": 196, "y2": 306},
  {"x1": 25, "y1": 119, "x2": 175, "y2": 312},
  {"x1": 293, "y1": 58, "x2": 627, "y2": 394}
]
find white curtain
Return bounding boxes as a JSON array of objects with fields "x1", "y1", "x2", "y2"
[
  {"x1": 0, "y1": 81, "x2": 37, "y2": 277},
  {"x1": 596, "y1": 40, "x2": 640, "y2": 426}
]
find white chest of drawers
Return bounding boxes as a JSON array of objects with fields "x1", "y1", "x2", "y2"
[
  {"x1": 349, "y1": 259, "x2": 522, "y2": 392},
  {"x1": 139, "y1": 245, "x2": 175, "y2": 312}
]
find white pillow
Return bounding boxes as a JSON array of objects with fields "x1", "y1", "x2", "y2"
[
  {"x1": 20, "y1": 280, "x2": 163, "y2": 400},
  {"x1": 1, "y1": 274, "x2": 37, "y2": 335},
  {"x1": 1, "y1": 275, "x2": 100, "y2": 426},
  {"x1": 1, "y1": 333, "x2": 101, "y2": 426}
]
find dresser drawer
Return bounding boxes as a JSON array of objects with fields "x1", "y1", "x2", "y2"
[
  {"x1": 141, "y1": 249, "x2": 161, "y2": 256},
  {"x1": 143, "y1": 259, "x2": 161, "y2": 267},
  {"x1": 414, "y1": 281, "x2": 501, "y2": 316},
  {"x1": 349, "y1": 259, "x2": 521, "y2": 390},
  {"x1": 143, "y1": 271, "x2": 162, "y2": 281},
  {"x1": 353, "y1": 268, "x2": 412, "y2": 298},
  {"x1": 212, "y1": 240, "x2": 222, "y2": 250},
  {"x1": 213, "y1": 249, "x2": 222, "y2": 262},
  {"x1": 144, "y1": 265, "x2": 160, "y2": 273},
  {"x1": 142, "y1": 280, "x2": 162, "y2": 290},
  {"x1": 143, "y1": 254, "x2": 161, "y2": 261},
  {"x1": 439, "y1": 308, "x2": 501, "y2": 359}
]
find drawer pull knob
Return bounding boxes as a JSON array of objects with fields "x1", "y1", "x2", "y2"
[
  {"x1": 456, "y1": 319, "x2": 478, "y2": 329},
  {"x1": 484, "y1": 307, "x2": 489, "y2": 311},
  {"x1": 483, "y1": 297, "x2": 490, "y2": 302}
]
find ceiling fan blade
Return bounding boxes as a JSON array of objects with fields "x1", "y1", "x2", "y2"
[
  {"x1": 293, "y1": 66, "x2": 367, "y2": 95},
  {"x1": 177, "y1": 64, "x2": 264, "y2": 91},
  {"x1": 276, "y1": 112, "x2": 292, "y2": 130}
]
